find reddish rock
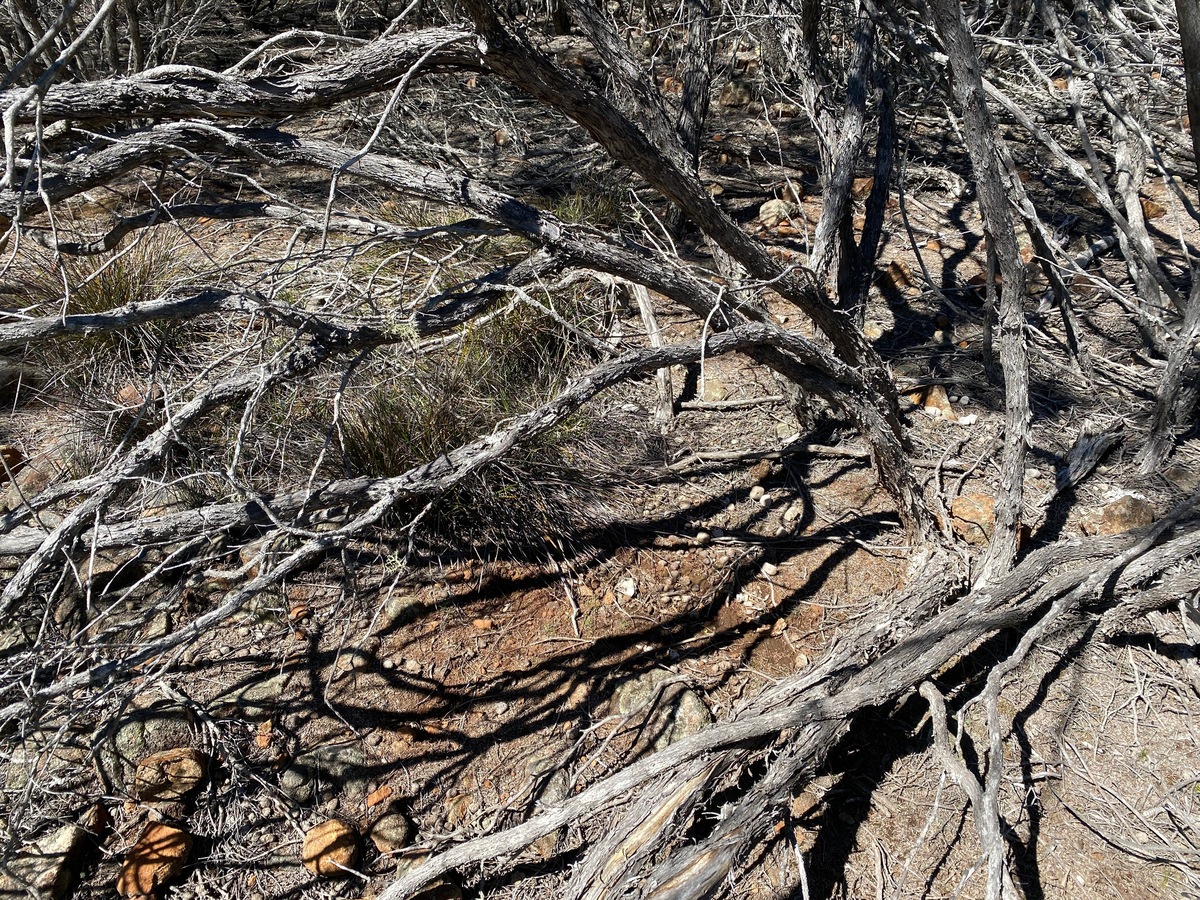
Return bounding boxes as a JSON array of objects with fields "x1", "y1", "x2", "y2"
[
  {"x1": 951, "y1": 493, "x2": 996, "y2": 546},
  {"x1": 1140, "y1": 197, "x2": 1167, "y2": 220},
  {"x1": 301, "y1": 819, "x2": 358, "y2": 877},
  {"x1": 117, "y1": 823, "x2": 191, "y2": 898},
  {"x1": 1098, "y1": 495, "x2": 1155, "y2": 535},
  {"x1": 134, "y1": 748, "x2": 207, "y2": 802}
]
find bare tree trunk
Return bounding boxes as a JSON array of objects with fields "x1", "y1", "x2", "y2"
[
  {"x1": 927, "y1": 0, "x2": 1030, "y2": 585},
  {"x1": 1178, "y1": 0, "x2": 1200, "y2": 198}
]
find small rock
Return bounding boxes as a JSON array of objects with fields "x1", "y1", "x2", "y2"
[
  {"x1": 0, "y1": 823, "x2": 88, "y2": 900},
  {"x1": 1140, "y1": 196, "x2": 1166, "y2": 219},
  {"x1": 142, "y1": 611, "x2": 172, "y2": 641},
  {"x1": 905, "y1": 385, "x2": 957, "y2": 422},
  {"x1": 366, "y1": 784, "x2": 393, "y2": 808},
  {"x1": 615, "y1": 577, "x2": 638, "y2": 598},
  {"x1": 851, "y1": 176, "x2": 875, "y2": 199},
  {"x1": 301, "y1": 819, "x2": 359, "y2": 877},
  {"x1": 79, "y1": 548, "x2": 145, "y2": 597},
  {"x1": 783, "y1": 503, "x2": 803, "y2": 524},
  {"x1": 444, "y1": 793, "x2": 473, "y2": 827},
  {"x1": 694, "y1": 531, "x2": 711, "y2": 546},
  {"x1": 1097, "y1": 495, "x2": 1155, "y2": 535},
  {"x1": 701, "y1": 378, "x2": 729, "y2": 402},
  {"x1": 135, "y1": 748, "x2": 207, "y2": 802},
  {"x1": 531, "y1": 769, "x2": 570, "y2": 858},
  {"x1": 748, "y1": 459, "x2": 771, "y2": 484},
  {"x1": 104, "y1": 695, "x2": 195, "y2": 790},
  {"x1": 401, "y1": 658, "x2": 422, "y2": 676},
  {"x1": 609, "y1": 671, "x2": 713, "y2": 756},
  {"x1": 1163, "y1": 462, "x2": 1200, "y2": 493},
  {"x1": 757, "y1": 198, "x2": 796, "y2": 227},
  {"x1": 367, "y1": 807, "x2": 413, "y2": 856},
  {"x1": 210, "y1": 671, "x2": 290, "y2": 720},
  {"x1": 282, "y1": 741, "x2": 368, "y2": 806},
  {"x1": 761, "y1": 562, "x2": 779, "y2": 577},
  {"x1": 377, "y1": 591, "x2": 422, "y2": 631},
  {"x1": 718, "y1": 79, "x2": 753, "y2": 107},
  {"x1": 114, "y1": 381, "x2": 163, "y2": 410},
  {"x1": 749, "y1": 485, "x2": 766, "y2": 502},
  {"x1": 118, "y1": 823, "x2": 192, "y2": 897},
  {"x1": 877, "y1": 260, "x2": 912, "y2": 294},
  {"x1": 951, "y1": 493, "x2": 996, "y2": 546},
  {"x1": 1, "y1": 459, "x2": 55, "y2": 511},
  {"x1": 471, "y1": 618, "x2": 493, "y2": 631},
  {"x1": 864, "y1": 321, "x2": 886, "y2": 340}
]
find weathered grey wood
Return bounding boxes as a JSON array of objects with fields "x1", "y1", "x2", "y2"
[
  {"x1": 927, "y1": 0, "x2": 1030, "y2": 585},
  {"x1": 0, "y1": 27, "x2": 476, "y2": 124}
]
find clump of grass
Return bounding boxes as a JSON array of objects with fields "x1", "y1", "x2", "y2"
[
  {"x1": 9, "y1": 230, "x2": 195, "y2": 377},
  {"x1": 338, "y1": 299, "x2": 626, "y2": 551},
  {"x1": 549, "y1": 175, "x2": 631, "y2": 228}
]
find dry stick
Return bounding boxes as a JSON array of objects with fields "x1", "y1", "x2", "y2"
[
  {"x1": 0, "y1": 0, "x2": 86, "y2": 91},
  {"x1": 972, "y1": 492, "x2": 1200, "y2": 900},
  {"x1": 920, "y1": 682, "x2": 1015, "y2": 900},
  {"x1": 0, "y1": 115, "x2": 919, "y2": 541},
  {"x1": 872, "y1": 0, "x2": 1183, "y2": 311},
  {"x1": 1178, "y1": 0, "x2": 1200, "y2": 197},
  {"x1": 13, "y1": 119, "x2": 933, "y2": 538},
  {"x1": 807, "y1": 6, "x2": 876, "y2": 300},
  {"x1": 1051, "y1": 0, "x2": 1171, "y2": 350},
  {"x1": 0, "y1": 287, "x2": 261, "y2": 349},
  {"x1": 628, "y1": 282, "x2": 674, "y2": 431},
  {"x1": 980, "y1": 77, "x2": 1184, "y2": 313},
  {"x1": 927, "y1": 0, "x2": 1030, "y2": 587},
  {"x1": 0, "y1": 336, "x2": 311, "y2": 613},
  {"x1": 41, "y1": 201, "x2": 507, "y2": 256},
  {"x1": 1137, "y1": 276, "x2": 1200, "y2": 473},
  {"x1": 556, "y1": 506, "x2": 1200, "y2": 900},
  {"x1": 1, "y1": 0, "x2": 120, "y2": 188}
]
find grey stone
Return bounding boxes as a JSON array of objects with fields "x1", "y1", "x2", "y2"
[
  {"x1": 0, "y1": 823, "x2": 89, "y2": 900},
  {"x1": 5, "y1": 739, "x2": 89, "y2": 794},
  {"x1": 279, "y1": 766, "x2": 314, "y2": 805},
  {"x1": 101, "y1": 695, "x2": 196, "y2": 790},
  {"x1": 142, "y1": 610, "x2": 172, "y2": 641},
  {"x1": 531, "y1": 770, "x2": 570, "y2": 859},
  {"x1": 377, "y1": 591, "x2": 422, "y2": 631},
  {"x1": 209, "y1": 671, "x2": 291, "y2": 719},
  {"x1": 0, "y1": 617, "x2": 38, "y2": 653},
  {"x1": 1164, "y1": 462, "x2": 1200, "y2": 493},
  {"x1": 134, "y1": 748, "x2": 207, "y2": 801},
  {"x1": 609, "y1": 670, "x2": 713, "y2": 756},
  {"x1": 368, "y1": 808, "x2": 414, "y2": 855},
  {"x1": 280, "y1": 741, "x2": 369, "y2": 806}
]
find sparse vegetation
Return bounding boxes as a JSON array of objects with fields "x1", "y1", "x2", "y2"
[{"x1": 0, "y1": 2, "x2": 1198, "y2": 900}]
